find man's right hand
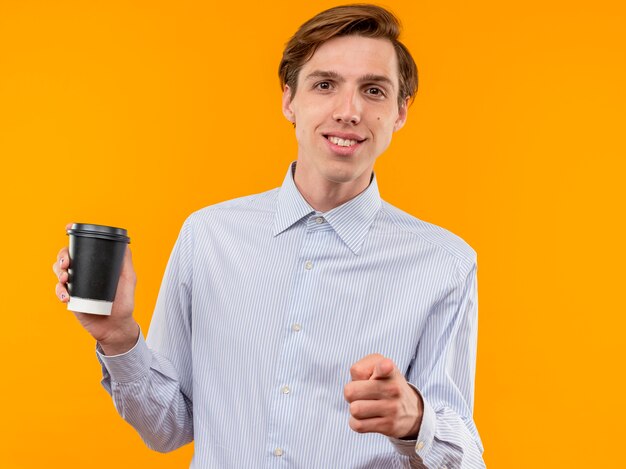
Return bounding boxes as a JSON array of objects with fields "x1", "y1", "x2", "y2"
[{"x1": 52, "y1": 223, "x2": 140, "y2": 355}]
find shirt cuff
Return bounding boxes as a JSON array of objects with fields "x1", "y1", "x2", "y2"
[
  {"x1": 388, "y1": 384, "x2": 437, "y2": 459},
  {"x1": 95, "y1": 331, "x2": 151, "y2": 384}
]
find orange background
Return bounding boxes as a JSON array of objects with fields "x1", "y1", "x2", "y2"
[{"x1": 1, "y1": 0, "x2": 624, "y2": 467}]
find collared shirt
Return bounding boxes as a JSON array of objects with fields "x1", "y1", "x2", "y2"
[{"x1": 98, "y1": 163, "x2": 485, "y2": 468}]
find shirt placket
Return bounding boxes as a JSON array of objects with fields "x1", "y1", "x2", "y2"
[{"x1": 264, "y1": 214, "x2": 331, "y2": 467}]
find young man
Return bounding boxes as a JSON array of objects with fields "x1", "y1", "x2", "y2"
[{"x1": 53, "y1": 4, "x2": 484, "y2": 468}]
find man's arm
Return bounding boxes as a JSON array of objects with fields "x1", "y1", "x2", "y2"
[
  {"x1": 98, "y1": 220, "x2": 195, "y2": 452},
  {"x1": 346, "y1": 260, "x2": 484, "y2": 468},
  {"x1": 54, "y1": 221, "x2": 195, "y2": 452}
]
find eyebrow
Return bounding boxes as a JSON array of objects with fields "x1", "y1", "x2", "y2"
[{"x1": 304, "y1": 70, "x2": 395, "y2": 89}]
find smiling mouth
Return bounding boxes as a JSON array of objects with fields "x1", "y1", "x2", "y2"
[{"x1": 324, "y1": 135, "x2": 365, "y2": 147}]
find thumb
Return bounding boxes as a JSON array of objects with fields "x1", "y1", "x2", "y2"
[
  {"x1": 371, "y1": 357, "x2": 396, "y2": 380},
  {"x1": 120, "y1": 246, "x2": 135, "y2": 276}
]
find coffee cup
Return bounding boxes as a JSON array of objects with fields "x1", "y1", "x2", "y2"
[{"x1": 66, "y1": 223, "x2": 130, "y2": 315}]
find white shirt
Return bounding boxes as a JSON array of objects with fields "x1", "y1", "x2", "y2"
[{"x1": 98, "y1": 163, "x2": 485, "y2": 468}]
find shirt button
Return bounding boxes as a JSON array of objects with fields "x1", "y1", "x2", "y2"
[
  {"x1": 281, "y1": 385, "x2": 290, "y2": 394},
  {"x1": 291, "y1": 323, "x2": 302, "y2": 332},
  {"x1": 416, "y1": 441, "x2": 425, "y2": 451},
  {"x1": 273, "y1": 448, "x2": 284, "y2": 457},
  {"x1": 304, "y1": 260, "x2": 313, "y2": 270},
  {"x1": 315, "y1": 216, "x2": 324, "y2": 224}
]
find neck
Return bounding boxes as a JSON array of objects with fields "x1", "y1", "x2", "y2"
[{"x1": 293, "y1": 164, "x2": 371, "y2": 213}]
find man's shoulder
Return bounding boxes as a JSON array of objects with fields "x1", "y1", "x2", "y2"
[
  {"x1": 380, "y1": 200, "x2": 476, "y2": 265},
  {"x1": 186, "y1": 187, "x2": 279, "y2": 224}
]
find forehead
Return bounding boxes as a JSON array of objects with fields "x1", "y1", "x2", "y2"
[{"x1": 299, "y1": 35, "x2": 399, "y2": 89}]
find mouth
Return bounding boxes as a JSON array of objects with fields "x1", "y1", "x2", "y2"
[
  {"x1": 323, "y1": 134, "x2": 367, "y2": 152},
  {"x1": 326, "y1": 135, "x2": 361, "y2": 147}
]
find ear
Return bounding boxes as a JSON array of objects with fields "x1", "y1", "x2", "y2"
[
  {"x1": 393, "y1": 96, "x2": 410, "y2": 132},
  {"x1": 282, "y1": 85, "x2": 296, "y2": 124}
]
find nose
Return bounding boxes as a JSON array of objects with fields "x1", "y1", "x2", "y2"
[{"x1": 332, "y1": 89, "x2": 361, "y2": 125}]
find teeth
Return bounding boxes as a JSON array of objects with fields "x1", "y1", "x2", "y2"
[{"x1": 328, "y1": 136, "x2": 358, "y2": 147}]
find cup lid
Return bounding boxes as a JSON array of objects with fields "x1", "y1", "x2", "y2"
[{"x1": 67, "y1": 223, "x2": 130, "y2": 243}]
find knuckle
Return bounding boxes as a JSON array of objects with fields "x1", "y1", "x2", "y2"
[
  {"x1": 383, "y1": 421, "x2": 395, "y2": 436},
  {"x1": 388, "y1": 401, "x2": 401, "y2": 418},
  {"x1": 387, "y1": 383, "x2": 401, "y2": 398},
  {"x1": 349, "y1": 417, "x2": 365, "y2": 433}
]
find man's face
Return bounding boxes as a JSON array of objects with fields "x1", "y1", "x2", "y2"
[{"x1": 282, "y1": 35, "x2": 408, "y2": 197}]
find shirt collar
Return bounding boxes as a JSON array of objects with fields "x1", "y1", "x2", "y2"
[{"x1": 273, "y1": 162, "x2": 382, "y2": 255}]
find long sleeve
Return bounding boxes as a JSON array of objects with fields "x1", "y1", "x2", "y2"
[
  {"x1": 391, "y1": 259, "x2": 484, "y2": 468},
  {"x1": 97, "y1": 220, "x2": 194, "y2": 453}
]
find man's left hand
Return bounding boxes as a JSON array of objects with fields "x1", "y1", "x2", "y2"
[{"x1": 344, "y1": 353, "x2": 423, "y2": 439}]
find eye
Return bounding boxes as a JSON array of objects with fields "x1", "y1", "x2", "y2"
[
  {"x1": 314, "y1": 81, "x2": 332, "y2": 91},
  {"x1": 365, "y1": 87, "x2": 386, "y2": 98}
]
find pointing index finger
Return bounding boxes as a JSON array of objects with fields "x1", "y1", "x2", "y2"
[{"x1": 350, "y1": 353, "x2": 385, "y2": 380}]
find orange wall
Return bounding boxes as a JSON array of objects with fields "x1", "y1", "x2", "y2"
[{"x1": 1, "y1": 1, "x2": 624, "y2": 467}]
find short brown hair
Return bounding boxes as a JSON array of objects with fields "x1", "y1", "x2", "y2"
[{"x1": 278, "y1": 4, "x2": 418, "y2": 108}]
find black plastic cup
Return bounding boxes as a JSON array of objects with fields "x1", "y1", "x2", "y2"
[{"x1": 66, "y1": 223, "x2": 130, "y2": 315}]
